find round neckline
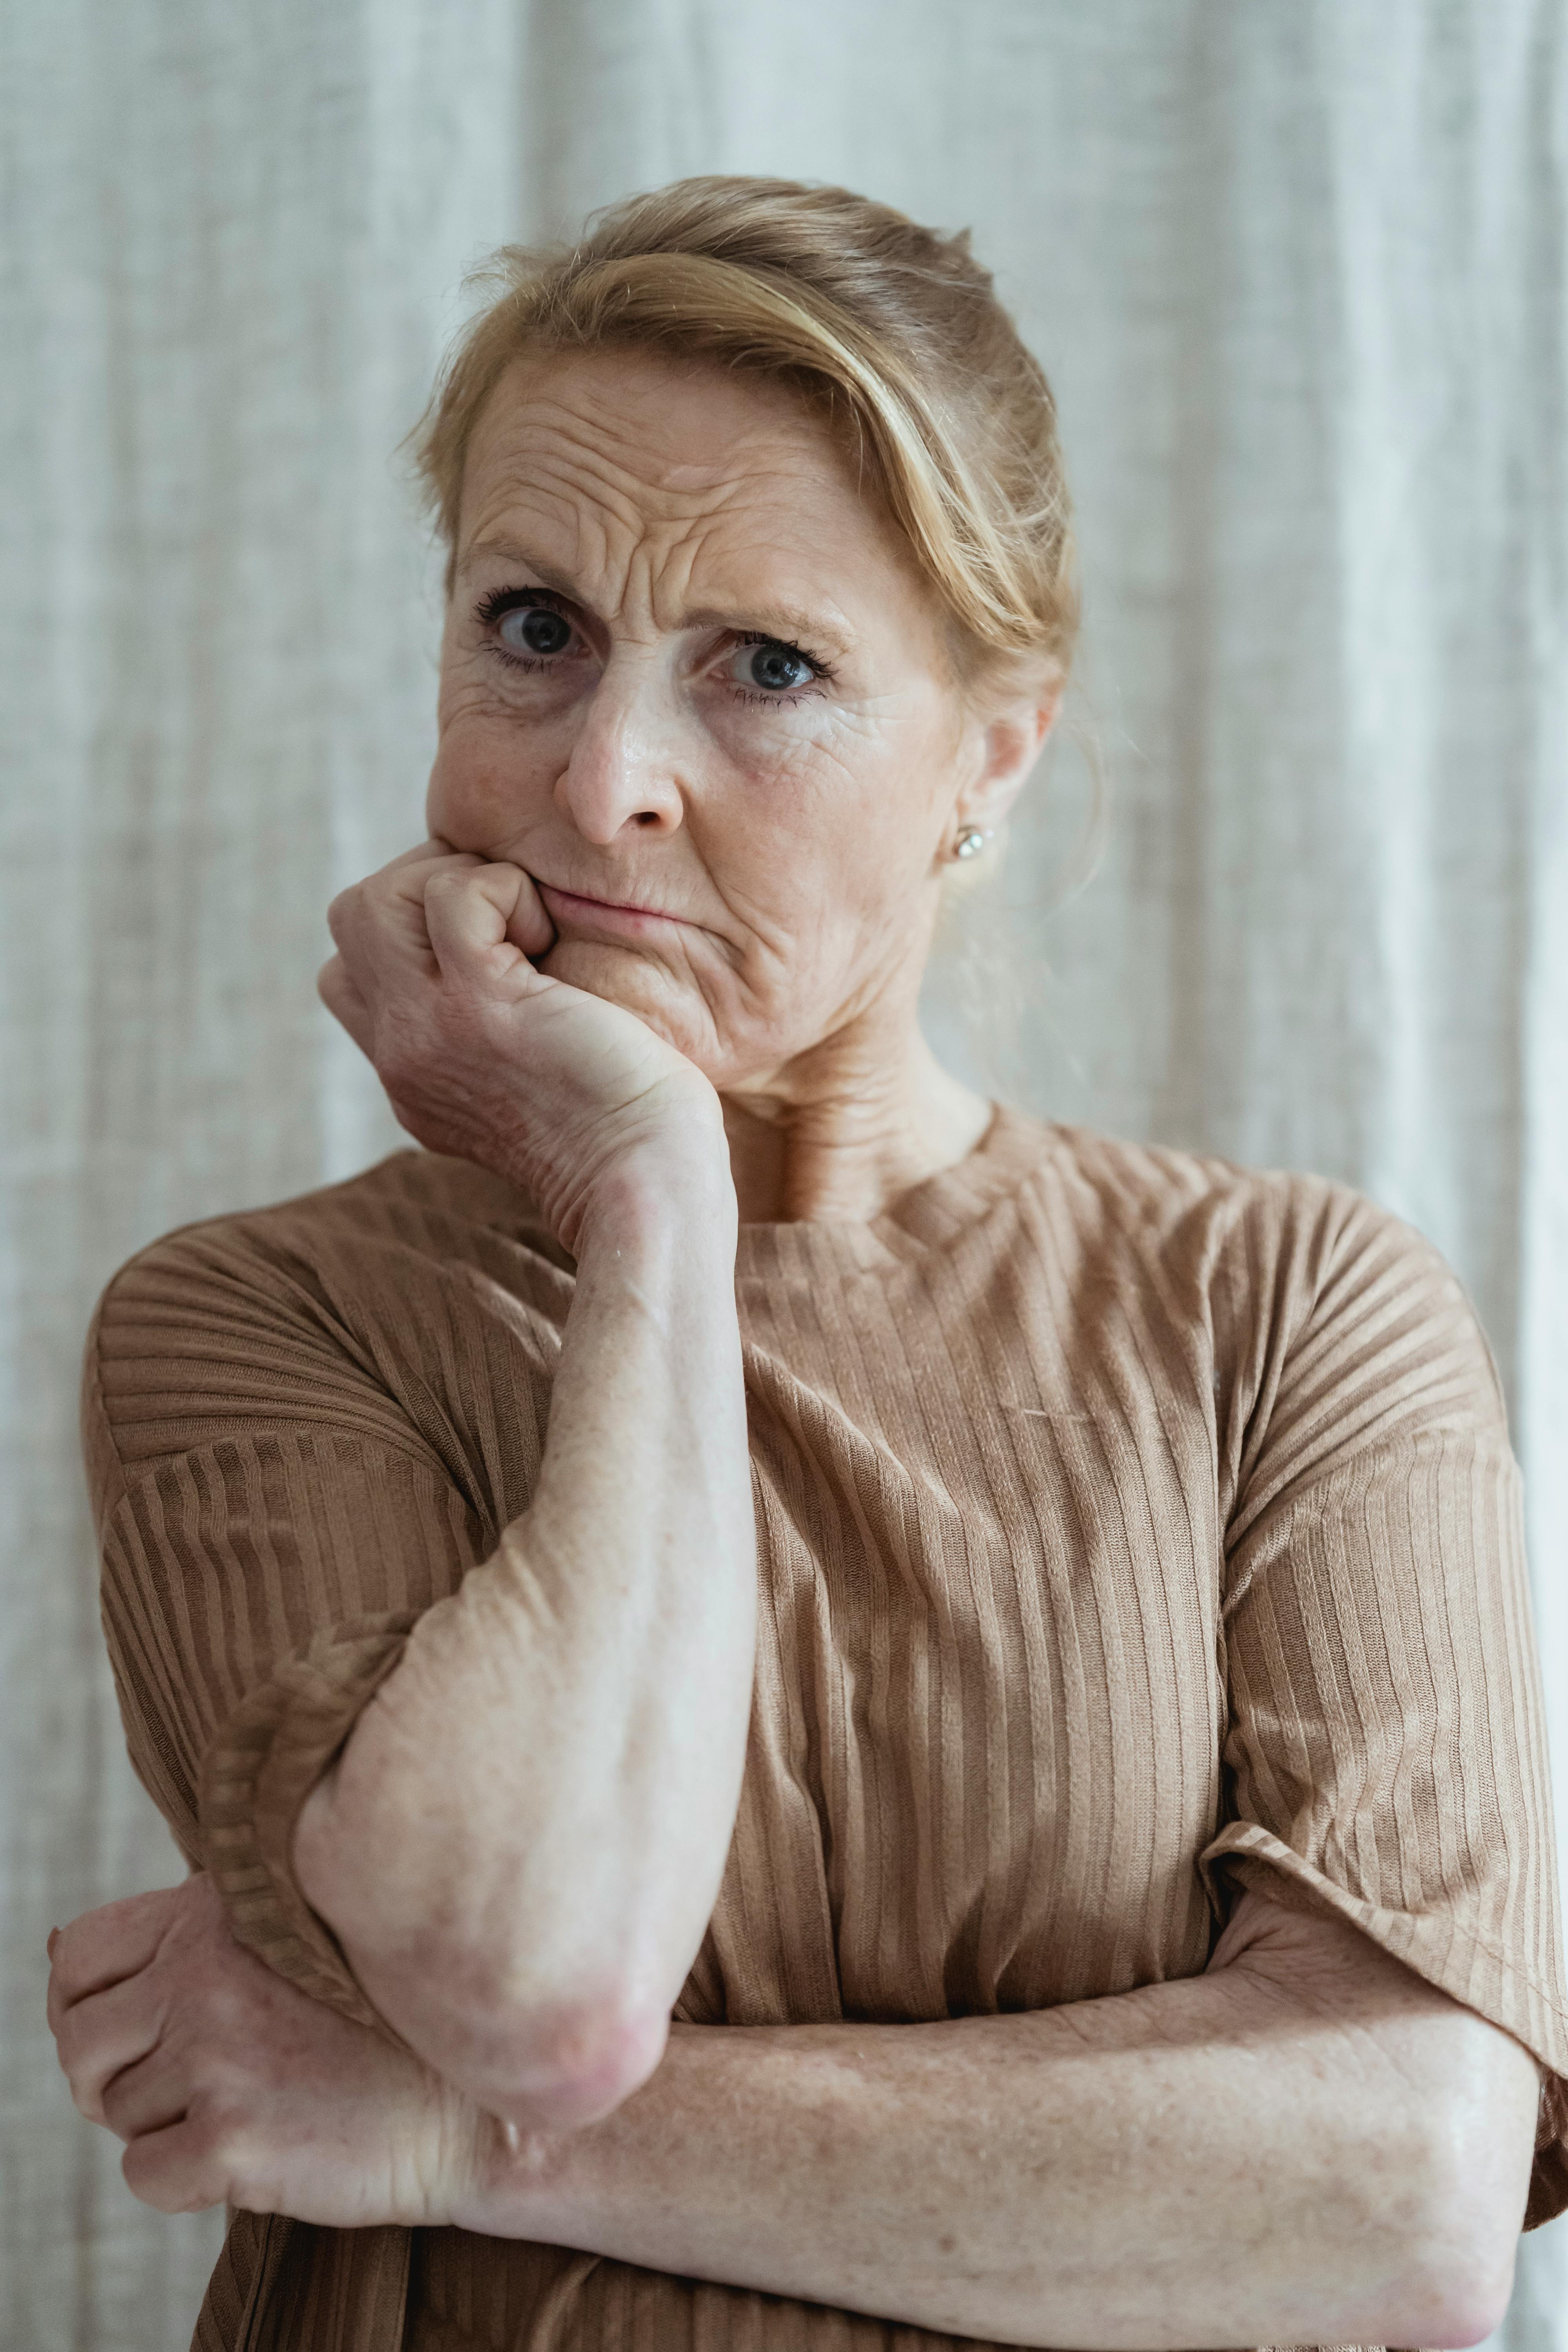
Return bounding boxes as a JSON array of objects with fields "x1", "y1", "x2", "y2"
[{"x1": 733, "y1": 1103, "x2": 1053, "y2": 1270}]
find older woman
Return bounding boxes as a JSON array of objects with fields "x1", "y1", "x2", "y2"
[{"x1": 49, "y1": 178, "x2": 1568, "y2": 2352}]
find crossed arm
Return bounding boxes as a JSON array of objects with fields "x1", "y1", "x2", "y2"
[
  {"x1": 50, "y1": 851, "x2": 1543, "y2": 2348},
  {"x1": 49, "y1": 1865, "x2": 1540, "y2": 2350}
]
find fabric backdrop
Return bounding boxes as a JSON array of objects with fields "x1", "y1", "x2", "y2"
[{"x1": 3, "y1": 2, "x2": 1564, "y2": 2345}]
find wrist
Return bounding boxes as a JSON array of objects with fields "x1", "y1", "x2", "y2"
[
  {"x1": 572, "y1": 1131, "x2": 737, "y2": 1263},
  {"x1": 447, "y1": 2020, "x2": 705, "y2": 2242},
  {"x1": 448, "y1": 2106, "x2": 578, "y2": 2240},
  {"x1": 423, "y1": 2071, "x2": 520, "y2": 2231}
]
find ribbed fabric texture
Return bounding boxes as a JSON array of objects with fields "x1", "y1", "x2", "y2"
[{"x1": 82, "y1": 1109, "x2": 1568, "y2": 2352}]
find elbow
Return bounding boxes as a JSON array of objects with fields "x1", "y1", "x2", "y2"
[
  {"x1": 1363, "y1": 2108, "x2": 1527, "y2": 2349},
  {"x1": 499, "y1": 1989, "x2": 671, "y2": 2128},
  {"x1": 1379, "y1": 2227, "x2": 1516, "y2": 2352},
  {"x1": 293, "y1": 1779, "x2": 671, "y2": 2125},
  {"x1": 445, "y1": 1978, "x2": 672, "y2": 2131}
]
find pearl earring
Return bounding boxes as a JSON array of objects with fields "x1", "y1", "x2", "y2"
[{"x1": 953, "y1": 828, "x2": 990, "y2": 861}]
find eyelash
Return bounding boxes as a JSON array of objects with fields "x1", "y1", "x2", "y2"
[
  {"x1": 472, "y1": 589, "x2": 836, "y2": 698},
  {"x1": 474, "y1": 587, "x2": 566, "y2": 674},
  {"x1": 733, "y1": 631, "x2": 835, "y2": 704}
]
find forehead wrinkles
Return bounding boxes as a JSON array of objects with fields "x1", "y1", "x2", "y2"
[{"x1": 460, "y1": 380, "x2": 840, "y2": 629}]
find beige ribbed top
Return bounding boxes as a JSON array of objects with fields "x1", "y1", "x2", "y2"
[{"x1": 82, "y1": 1108, "x2": 1568, "y2": 2352}]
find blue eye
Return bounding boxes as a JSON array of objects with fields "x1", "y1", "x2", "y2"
[
  {"x1": 497, "y1": 605, "x2": 572, "y2": 657},
  {"x1": 733, "y1": 639, "x2": 815, "y2": 693}
]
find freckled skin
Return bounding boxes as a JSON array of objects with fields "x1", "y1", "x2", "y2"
[{"x1": 426, "y1": 349, "x2": 1053, "y2": 1215}]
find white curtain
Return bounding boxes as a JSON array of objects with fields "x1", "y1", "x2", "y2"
[{"x1": 4, "y1": 4, "x2": 1564, "y2": 2345}]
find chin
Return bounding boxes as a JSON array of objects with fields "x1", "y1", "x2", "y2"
[{"x1": 541, "y1": 940, "x2": 728, "y2": 1076}]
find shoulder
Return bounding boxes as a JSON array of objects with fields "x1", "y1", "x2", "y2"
[
  {"x1": 1013, "y1": 1112, "x2": 1395, "y2": 1255},
  {"x1": 82, "y1": 1152, "x2": 566, "y2": 1517},
  {"x1": 1014, "y1": 1115, "x2": 1470, "y2": 1309},
  {"x1": 86, "y1": 1152, "x2": 526, "y2": 1377},
  {"x1": 996, "y1": 1112, "x2": 1505, "y2": 1439},
  {"x1": 94, "y1": 1150, "x2": 555, "y2": 1303},
  {"x1": 90, "y1": 1149, "x2": 567, "y2": 1319}
]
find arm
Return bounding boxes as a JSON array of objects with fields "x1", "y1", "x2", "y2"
[
  {"x1": 295, "y1": 1143, "x2": 750, "y2": 2122},
  {"x1": 49, "y1": 1880, "x2": 1539, "y2": 2348},
  {"x1": 463, "y1": 1889, "x2": 1540, "y2": 2350},
  {"x1": 292, "y1": 844, "x2": 756, "y2": 2125}
]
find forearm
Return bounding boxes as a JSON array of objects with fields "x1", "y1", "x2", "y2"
[
  {"x1": 455, "y1": 1908, "x2": 1535, "y2": 2348},
  {"x1": 297, "y1": 1133, "x2": 756, "y2": 2119}
]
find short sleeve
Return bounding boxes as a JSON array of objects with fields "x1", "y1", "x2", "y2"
[
  {"x1": 1199, "y1": 1188, "x2": 1568, "y2": 2230},
  {"x1": 80, "y1": 1179, "x2": 553, "y2": 2024}
]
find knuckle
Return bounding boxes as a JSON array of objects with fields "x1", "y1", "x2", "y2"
[
  {"x1": 65, "y1": 2056, "x2": 111, "y2": 2126},
  {"x1": 198, "y1": 2108, "x2": 253, "y2": 2207},
  {"x1": 159, "y1": 2101, "x2": 236, "y2": 2195},
  {"x1": 202, "y1": 1980, "x2": 253, "y2": 2040},
  {"x1": 54, "y1": 2019, "x2": 99, "y2": 2102},
  {"x1": 50, "y1": 2006, "x2": 78, "y2": 2068},
  {"x1": 175, "y1": 1950, "x2": 237, "y2": 2029},
  {"x1": 98, "y1": 2075, "x2": 134, "y2": 2136},
  {"x1": 122, "y1": 2140, "x2": 200, "y2": 2215},
  {"x1": 184, "y1": 2101, "x2": 229, "y2": 2159}
]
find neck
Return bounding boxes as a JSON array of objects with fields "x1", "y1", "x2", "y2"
[{"x1": 719, "y1": 1024, "x2": 992, "y2": 1225}]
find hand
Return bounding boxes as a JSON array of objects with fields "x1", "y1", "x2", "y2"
[
  {"x1": 47, "y1": 1874, "x2": 493, "y2": 2226},
  {"x1": 320, "y1": 841, "x2": 725, "y2": 1250}
]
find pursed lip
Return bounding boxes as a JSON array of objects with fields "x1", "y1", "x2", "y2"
[{"x1": 536, "y1": 881, "x2": 696, "y2": 935}]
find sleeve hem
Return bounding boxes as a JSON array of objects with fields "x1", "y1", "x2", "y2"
[
  {"x1": 1201, "y1": 1821, "x2": 1568, "y2": 2231},
  {"x1": 198, "y1": 1612, "x2": 419, "y2": 2030}
]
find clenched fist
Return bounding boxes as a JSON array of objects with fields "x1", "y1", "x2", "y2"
[
  {"x1": 47, "y1": 1874, "x2": 495, "y2": 2227},
  {"x1": 319, "y1": 841, "x2": 724, "y2": 1252}
]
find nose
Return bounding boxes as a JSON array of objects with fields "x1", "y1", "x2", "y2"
[{"x1": 554, "y1": 652, "x2": 685, "y2": 845}]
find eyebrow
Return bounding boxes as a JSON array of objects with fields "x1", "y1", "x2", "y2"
[
  {"x1": 457, "y1": 537, "x2": 853, "y2": 659},
  {"x1": 457, "y1": 541, "x2": 575, "y2": 593}
]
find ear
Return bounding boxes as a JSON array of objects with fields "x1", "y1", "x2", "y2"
[{"x1": 951, "y1": 682, "x2": 1062, "y2": 845}]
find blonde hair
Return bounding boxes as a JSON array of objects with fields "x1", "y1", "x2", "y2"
[{"x1": 412, "y1": 176, "x2": 1078, "y2": 689}]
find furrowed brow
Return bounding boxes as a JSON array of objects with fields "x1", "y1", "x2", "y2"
[
  {"x1": 679, "y1": 602, "x2": 850, "y2": 658},
  {"x1": 457, "y1": 539, "x2": 578, "y2": 594},
  {"x1": 459, "y1": 541, "x2": 851, "y2": 659}
]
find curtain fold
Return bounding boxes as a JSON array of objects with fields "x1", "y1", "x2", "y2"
[{"x1": 4, "y1": 3, "x2": 1563, "y2": 2344}]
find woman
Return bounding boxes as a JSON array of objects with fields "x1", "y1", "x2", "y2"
[{"x1": 48, "y1": 177, "x2": 1568, "y2": 2352}]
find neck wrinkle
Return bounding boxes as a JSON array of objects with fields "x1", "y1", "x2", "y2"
[{"x1": 720, "y1": 1027, "x2": 992, "y2": 1226}]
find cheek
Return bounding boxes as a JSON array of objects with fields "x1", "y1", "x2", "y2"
[
  {"x1": 425, "y1": 701, "x2": 562, "y2": 845},
  {"x1": 744, "y1": 715, "x2": 951, "y2": 921},
  {"x1": 715, "y1": 829, "x2": 940, "y2": 1030}
]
